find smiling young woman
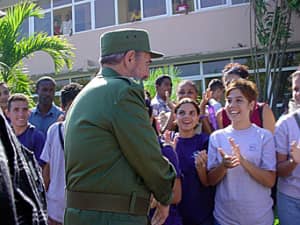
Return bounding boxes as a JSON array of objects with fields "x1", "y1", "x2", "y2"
[
  {"x1": 208, "y1": 79, "x2": 276, "y2": 225},
  {"x1": 174, "y1": 98, "x2": 215, "y2": 225}
]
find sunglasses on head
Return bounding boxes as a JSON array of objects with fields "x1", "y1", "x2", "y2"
[{"x1": 225, "y1": 66, "x2": 249, "y2": 78}]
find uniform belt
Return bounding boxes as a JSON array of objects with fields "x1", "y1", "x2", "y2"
[{"x1": 66, "y1": 190, "x2": 150, "y2": 216}]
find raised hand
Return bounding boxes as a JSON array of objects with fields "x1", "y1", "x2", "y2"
[
  {"x1": 218, "y1": 147, "x2": 240, "y2": 168},
  {"x1": 228, "y1": 138, "x2": 242, "y2": 158},
  {"x1": 195, "y1": 150, "x2": 208, "y2": 169}
]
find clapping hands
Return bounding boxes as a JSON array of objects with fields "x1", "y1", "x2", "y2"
[
  {"x1": 218, "y1": 138, "x2": 241, "y2": 168},
  {"x1": 194, "y1": 150, "x2": 208, "y2": 169}
]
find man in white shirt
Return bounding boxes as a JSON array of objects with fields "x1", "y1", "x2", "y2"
[{"x1": 40, "y1": 83, "x2": 82, "y2": 225}]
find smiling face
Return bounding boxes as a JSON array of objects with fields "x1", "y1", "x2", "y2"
[
  {"x1": 7, "y1": 100, "x2": 29, "y2": 129},
  {"x1": 156, "y1": 78, "x2": 172, "y2": 100},
  {"x1": 176, "y1": 83, "x2": 198, "y2": 101},
  {"x1": 225, "y1": 89, "x2": 254, "y2": 125},
  {"x1": 176, "y1": 102, "x2": 199, "y2": 136}
]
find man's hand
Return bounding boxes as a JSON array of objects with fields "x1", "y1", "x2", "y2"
[{"x1": 151, "y1": 203, "x2": 170, "y2": 225}]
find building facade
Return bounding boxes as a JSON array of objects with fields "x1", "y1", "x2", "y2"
[{"x1": 1, "y1": 0, "x2": 300, "y2": 103}]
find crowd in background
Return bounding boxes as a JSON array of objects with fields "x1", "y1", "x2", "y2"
[{"x1": 1, "y1": 54, "x2": 300, "y2": 224}]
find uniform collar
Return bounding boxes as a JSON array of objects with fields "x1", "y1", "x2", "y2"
[
  {"x1": 100, "y1": 67, "x2": 144, "y2": 87},
  {"x1": 100, "y1": 67, "x2": 120, "y2": 78}
]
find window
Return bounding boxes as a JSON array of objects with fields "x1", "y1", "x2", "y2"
[
  {"x1": 56, "y1": 79, "x2": 69, "y2": 91},
  {"x1": 71, "y1": 76, "x2": 91, "y2": 86},
  {"x1": 53, "y1": 0, "x2": 72, "y2": 7},
  {"x1": 232, "y1": 0, "x2": 249, "y2": 4},
  {"x1": 36, "y1": 0, "x2": 51, "y2": 9},
  {"x1": 143, "y1": 0, "x2": 166, "y2": 18},
  {"x1": 233, "y1": 55, "x2": 265, "y2": 69},
  {"x1": 34, "y1": 12, "x2": 51, "y2": 35},
  {"x1": 172, "y1": 0, "x2": 194, "y2": 14},
  {"x1": 118, "y1": 0, "x2": 141, "y2": 24},
  {"x1": 175, "y1": 62, "x2": 200, "y2": 77},
  {"x1": 200, "y1": 0, "x2": 226, "y2": 8},
  {"x1": 54, "y1": 7, "x2": 72, "y2": 36},
  {"x1": 18, "y1": 18, "x2": 29, "y2": 40},
  {"x1": 283, "y1": 51, "x2": 300, "y2": 67},
  {"x1": 75, "y1": 3, "x2": 91, "y2": 32},
  {"x1": 203, "y1": 59, "x2": 230, "y2": 74},
  {"x1": 95, "y1": 0, "x2": 115, "y2": 28}
]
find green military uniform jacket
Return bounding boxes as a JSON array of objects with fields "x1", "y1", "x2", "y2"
[{"x1": 64, "y1": 67, "x2": 176, "y2": 225}]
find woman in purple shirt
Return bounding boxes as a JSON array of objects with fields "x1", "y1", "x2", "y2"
[{"x1": 174, "y1": 98, "x2": 215, "y2": 225}]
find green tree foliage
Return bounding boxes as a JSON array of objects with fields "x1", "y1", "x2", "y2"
[
  {"x1": 144, "y1": 65, "x2": 181, "y2": 101},
  {"x1": 0, "y1": 1, "x2": 74, "y2": 96},
  {"x1": 250, "y1": 0, "x2": 300, "y2": 116}
]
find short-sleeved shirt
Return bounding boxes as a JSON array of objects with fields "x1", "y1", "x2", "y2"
[
  {"x1": 151, "y1": 95, "x2": 171, "y2": 117},
  {"x1": 176, "y1": 133, "x2": 215, "y2": 225},
  {"x1": 29, "y1": 104, "x2": 63, "y2": 135},
  {"x1": 274, "y1": 110, "x2": 300, "y2": 199},
  {"x1": 17, "y1": 124, "x2": 45, "y2": 165},
  {"x1": 40, "y1": 122, "x2": 65, "y2": 223},
  {"x1": 207, "y1": 124, "x2": 276, "y2": 225}
]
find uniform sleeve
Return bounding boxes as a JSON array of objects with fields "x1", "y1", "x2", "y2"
[{"x1": 112, "y1": 86, "x2": 176, "y2": 205}]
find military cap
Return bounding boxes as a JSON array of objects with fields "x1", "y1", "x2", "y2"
[{"x1": 100, "y1": 28, "x2": 163, "y2": 58}]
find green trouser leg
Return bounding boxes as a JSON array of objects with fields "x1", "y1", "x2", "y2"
[{"x1": 64, "y1": 208, "x2": 149, "y2": 225}]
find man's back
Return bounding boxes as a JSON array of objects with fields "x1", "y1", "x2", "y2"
[
  {"x1": 64, "y1": 68, "x2": 176, "y2": 225},
  {"x1": 66, "y1": 69, "x2": 174, "y2": 196}
]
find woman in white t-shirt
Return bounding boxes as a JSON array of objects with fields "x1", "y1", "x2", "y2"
[
  {"x1": 275, "y1": 70, "x2": 300, "y2": 225},
  {"x1": 207, "y1": 79, "x2": 276, "y2": 225}
]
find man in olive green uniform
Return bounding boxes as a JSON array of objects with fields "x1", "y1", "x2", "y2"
[{"x1": 64, "y1": 29, "x2": 176, "y2": 225}]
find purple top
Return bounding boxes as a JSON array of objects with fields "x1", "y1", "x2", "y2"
[
  {"x1": 149, "y1": 143, "x2": 183, "y2": 225},
  {"x1": 17, "y1": 124, "x2": 46, "y2": 165},
  {"x1": 176, "y1": 133, "x2": 215, "y2": 225}
]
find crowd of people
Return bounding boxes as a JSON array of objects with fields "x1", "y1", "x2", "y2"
[{"x1": 1, "y1": 28, "x2": 300, "y2": 225}]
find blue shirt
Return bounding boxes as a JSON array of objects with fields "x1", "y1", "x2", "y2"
[
  {"x1": 29, "y1": 104, "x2": 63, "y2": 135},
  {"x1": 18, "y1": 124, "x2": 46, "y2": 165}
]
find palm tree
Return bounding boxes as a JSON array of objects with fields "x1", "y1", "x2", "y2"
[
  {"x1": 0, "y1": 1, "x2": 74, "y2": 95},
  {"x1": 144, "y1": 65, "x2": 181, "y2": 101}
]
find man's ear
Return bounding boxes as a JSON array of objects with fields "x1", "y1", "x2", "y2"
[{"x1": 124, "y1": 50, "x2": 136, "y2": 65}]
